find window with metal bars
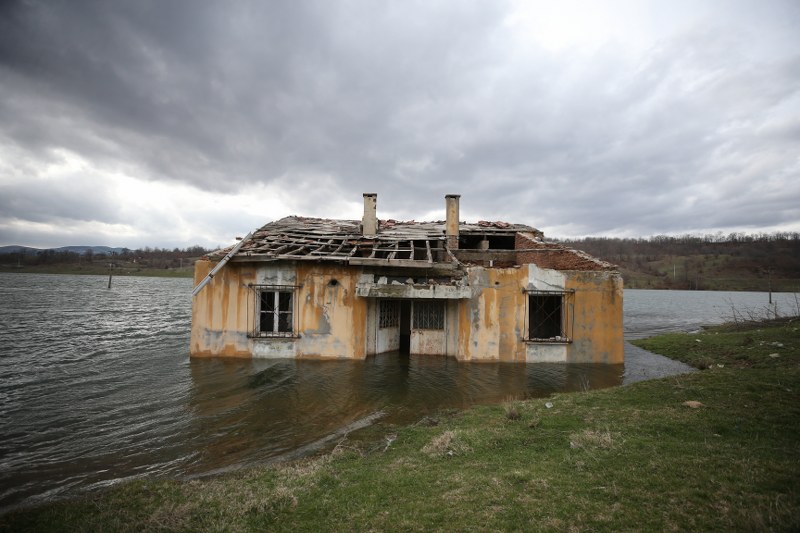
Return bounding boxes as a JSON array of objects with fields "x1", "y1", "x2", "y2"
[
  {"x1": 258, "y1": 290, "x2": 294, "y2": 337},
  {"x1": 528, "y1": 293, "x2": 565, "y2": 340},
  {"x1": 379, "y1": 300, "x2": 399, "y2": 328},
  {"x1": 413, "y1": 301, "x2": 444, "y2": 330}
]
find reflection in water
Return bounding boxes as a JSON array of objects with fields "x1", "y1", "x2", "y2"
[
  {"x1": 2, "y1": 273, "x2": 791, "y2": 511},
  {"x1": 185, "y1": 353, "x2": 623, "y2": 477}
]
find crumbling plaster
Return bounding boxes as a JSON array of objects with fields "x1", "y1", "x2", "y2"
[{"x1": 191, "y1": 258, "x2": 623, "y2": 363}]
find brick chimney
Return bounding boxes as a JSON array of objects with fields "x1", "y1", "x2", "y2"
[
  {"x1": 362, "y1": 193, "x2": 378, "y2": 237},
  {"x1": 445, "y1": 194, "x2": 460, "y2": 249}
]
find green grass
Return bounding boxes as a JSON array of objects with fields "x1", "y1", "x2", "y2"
[
  {"x1": 633, "y1": 317, "x2": 799, "y2": 370},
  {"x1": 3, "y1": 320, "x2": 799, "y2": 532}
]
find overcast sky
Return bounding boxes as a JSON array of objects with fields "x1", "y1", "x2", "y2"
[{"x1": 1, "y1": 0, "x2": 798, "y2": 249}]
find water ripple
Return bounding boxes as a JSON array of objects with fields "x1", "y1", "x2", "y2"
[{"x1": 2, "y1": 273, "x2": 797, "y2": 512}]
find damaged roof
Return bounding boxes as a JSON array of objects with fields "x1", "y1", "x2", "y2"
[
  {"x1": 515, "y1": 235, "x2": 617, "y2": 271},
  {"x1": 208, "y1": 216, "x2": 616, "y2": 272}
]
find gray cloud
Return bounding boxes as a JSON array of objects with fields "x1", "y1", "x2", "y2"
[{"x1": 0, "y1": 0, "x2": 798, "y2": 248}]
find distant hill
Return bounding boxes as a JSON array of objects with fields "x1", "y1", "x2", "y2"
[
  {"x1": 0, "y1": 245, "x2": 40, "y2": 255},
  {"x1": 3, "y1": 236, "x2": 799, "y2": 292},
  {"x1": 52, "y1": 246, "x2": 128, "y2": 255},
  {"x1": 0, "y1": 245, "x2": 127, "y2": 255},
  {"x1": 0, "y1": 244, "x2": 209, "y2": 278},
  {"x1": 560, "y1": 234, "x2": 800, "y2": 292}
]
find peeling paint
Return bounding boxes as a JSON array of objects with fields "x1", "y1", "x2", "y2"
[
  {"x1": 526, "y1": 343, "x2": 568, "y2": 363},
  {"x1": 191, "y1": 216, "x2": 623, "y2": 363}
]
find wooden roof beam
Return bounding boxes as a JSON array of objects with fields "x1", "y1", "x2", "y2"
[{"x1": 387, "y1": 241, "x2": 399, "y2": 260}]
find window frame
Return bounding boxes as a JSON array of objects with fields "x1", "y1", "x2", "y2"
[
  {"x1": 379, "y1": 300, "x2": 400, "y2": 328},
  {"x1": 412, "y1": 300, "x2": 445, "y2": 330},
  {"x1": 525, "y1": 289, "x2": 573, "y2": 343},
  {"x1": 248, "y1": 284, "x2": 299, "y2": 339}
]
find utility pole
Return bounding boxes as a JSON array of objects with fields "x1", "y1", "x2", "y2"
[
  {"x1": 768, "y1": 268, "x2": 772, "y2": 304},
  {"x1": 765, "y1": 267, "x2": 777, "y2": 319}
]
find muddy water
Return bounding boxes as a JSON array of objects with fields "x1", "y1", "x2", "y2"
[
  {"x1": 185, "y1": 355, "x2": 622, "y2": 473},
  {"x1": 0, "y1": 273, "x2": 796, "y2": 511}
]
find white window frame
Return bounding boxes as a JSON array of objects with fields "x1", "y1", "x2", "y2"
[{"x1": 249, "y1": 285, "x2": 298, "y2": 338}]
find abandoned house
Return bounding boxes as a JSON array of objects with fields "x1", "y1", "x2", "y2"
[{"x1": 190, "y1": 194, "x2": 623, "y2": 363}]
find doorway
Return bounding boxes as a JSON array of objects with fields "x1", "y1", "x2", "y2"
[{"x1": 399, "y1": 300, "x2": 411, "y2": 354}]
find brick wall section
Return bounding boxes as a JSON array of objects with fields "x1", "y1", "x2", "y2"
[{"x1": 515, "y1": 232, "x2": 616, "y2": 271}]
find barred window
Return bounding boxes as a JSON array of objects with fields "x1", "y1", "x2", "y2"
[
  {"x1": 379, "y1": 300, "x2": 399, "y2": 328},
  {"x1": 413, "y1": 301, "x2": 444, "y2": 330},
  {"x1": 528, "y1": 293, "x2": 563, "y2": 340},
  {"x1": 258, "y1": 290, "x2": 294, "y2": 337}
]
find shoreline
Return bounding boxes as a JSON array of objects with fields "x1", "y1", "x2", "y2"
[
  {"x1": 3, "y1": 318, "x2": 797, "y2": 530},
  {"x1": 4, "y1": 268, "x2": 800, "y2": 291},
  {"x1": 0, "y1": 267, "x2": 193, "y2": 278},
  {"x1": 622, "y1": 341, "x2": 696, "y2": 384}
]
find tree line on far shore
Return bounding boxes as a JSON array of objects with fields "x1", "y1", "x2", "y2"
[
  {"x1": 3, "y1": 245, "x2": 213, "y2": 271},
  {"x1": 4, "y1": 231, "x2": 799, "y2": 291},
  {"x1": 558, "y1": 232, "x2": 800, "y2": 291}
]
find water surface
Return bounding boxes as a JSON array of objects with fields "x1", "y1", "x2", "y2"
[
  {"x1": 0, "y1": 273, "x2": 797, "y2": 510},
  {"x1": 623, "y1": 288, "x2": 797, "y2": 339}
]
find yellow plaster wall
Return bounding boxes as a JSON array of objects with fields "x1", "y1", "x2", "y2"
[
  {"x1": 496, "y1": 268, "x2": 528, "y2": 362},
  {"x1": 565, "y1": 272, "x2": 624, "y2": 363},
  {"x1": 190, "y1": 259, "x2": 255, "y2": 357},
  {"x1": 294, "y1": 263, "x2": 367, "y2": 359},
  {"x1": 191, "y1": 261, "x2": 368, "y2": 359},
  {"x1": 458, "y1": 267, "x2": 528, "y2": 362},
  {"x1": 457, "y1": 266, "x2": 623, "y2": 363},
  {"x1": 190, "y1": 259, "x2": 623, "y2": 364}
]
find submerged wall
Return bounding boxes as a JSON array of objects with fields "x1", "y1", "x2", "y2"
[
  {"x1": 566, "y1": 271, "x2": 624, "y2": 363},
  {"x1": 454, "y1": 265, "x2": 623, "y2": 363},
  {"x1": 190, "y1": 258, "x2": 623, "y2": 363},
  {"x1": 190, "y1": 260, "x2": 367, "y2": 359},
  {"x1": 458, "y1": 267, "x2": 527, "y2": 362},
  {"x1": 190, "y1": 259, "x2": 255, "y2": 357},
  {"x1": 292, "y1": 263, "x2": 367, "y2": 359}
]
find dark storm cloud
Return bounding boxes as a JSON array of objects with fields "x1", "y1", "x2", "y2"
[
  {"x1": 0, "y1": 0, "x2": 798, "y2": 247},
  {"x1": 1, "y1": 1, "x2": 509, "y2": 192},
  {"x1": 0, "y1": 174, "x2": 119, "y2": 225}
]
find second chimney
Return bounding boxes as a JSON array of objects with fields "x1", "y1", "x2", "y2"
[
  {"x1": 445, "y1": 194, "x2": 460, "y2": 249},
  {"x1": 362, "y1": 193, "x2": 378, "y2": 237}
]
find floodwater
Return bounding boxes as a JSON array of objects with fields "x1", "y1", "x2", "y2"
[
  {"x1": 0, "y1": 273, "x2": 797, "y2": 511},
  {"x1": 623, "y1": 288, "x2": 798, "y2": 339}
]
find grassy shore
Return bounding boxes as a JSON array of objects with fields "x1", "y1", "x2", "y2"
[{"x1": 2, "y1": 320, "x2": 798, "y2": 532}]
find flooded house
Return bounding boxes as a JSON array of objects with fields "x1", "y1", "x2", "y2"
[{"x1": 190, "y1": 194, "x2": 623, "y2": 363}]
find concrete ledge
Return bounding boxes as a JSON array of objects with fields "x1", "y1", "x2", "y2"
[
  {"x1": 355, "y1": 283, "x2": 471, "y2": 299},
  {"x1": 526, "y1": 343, "x2": 568, "y2": 363}
]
